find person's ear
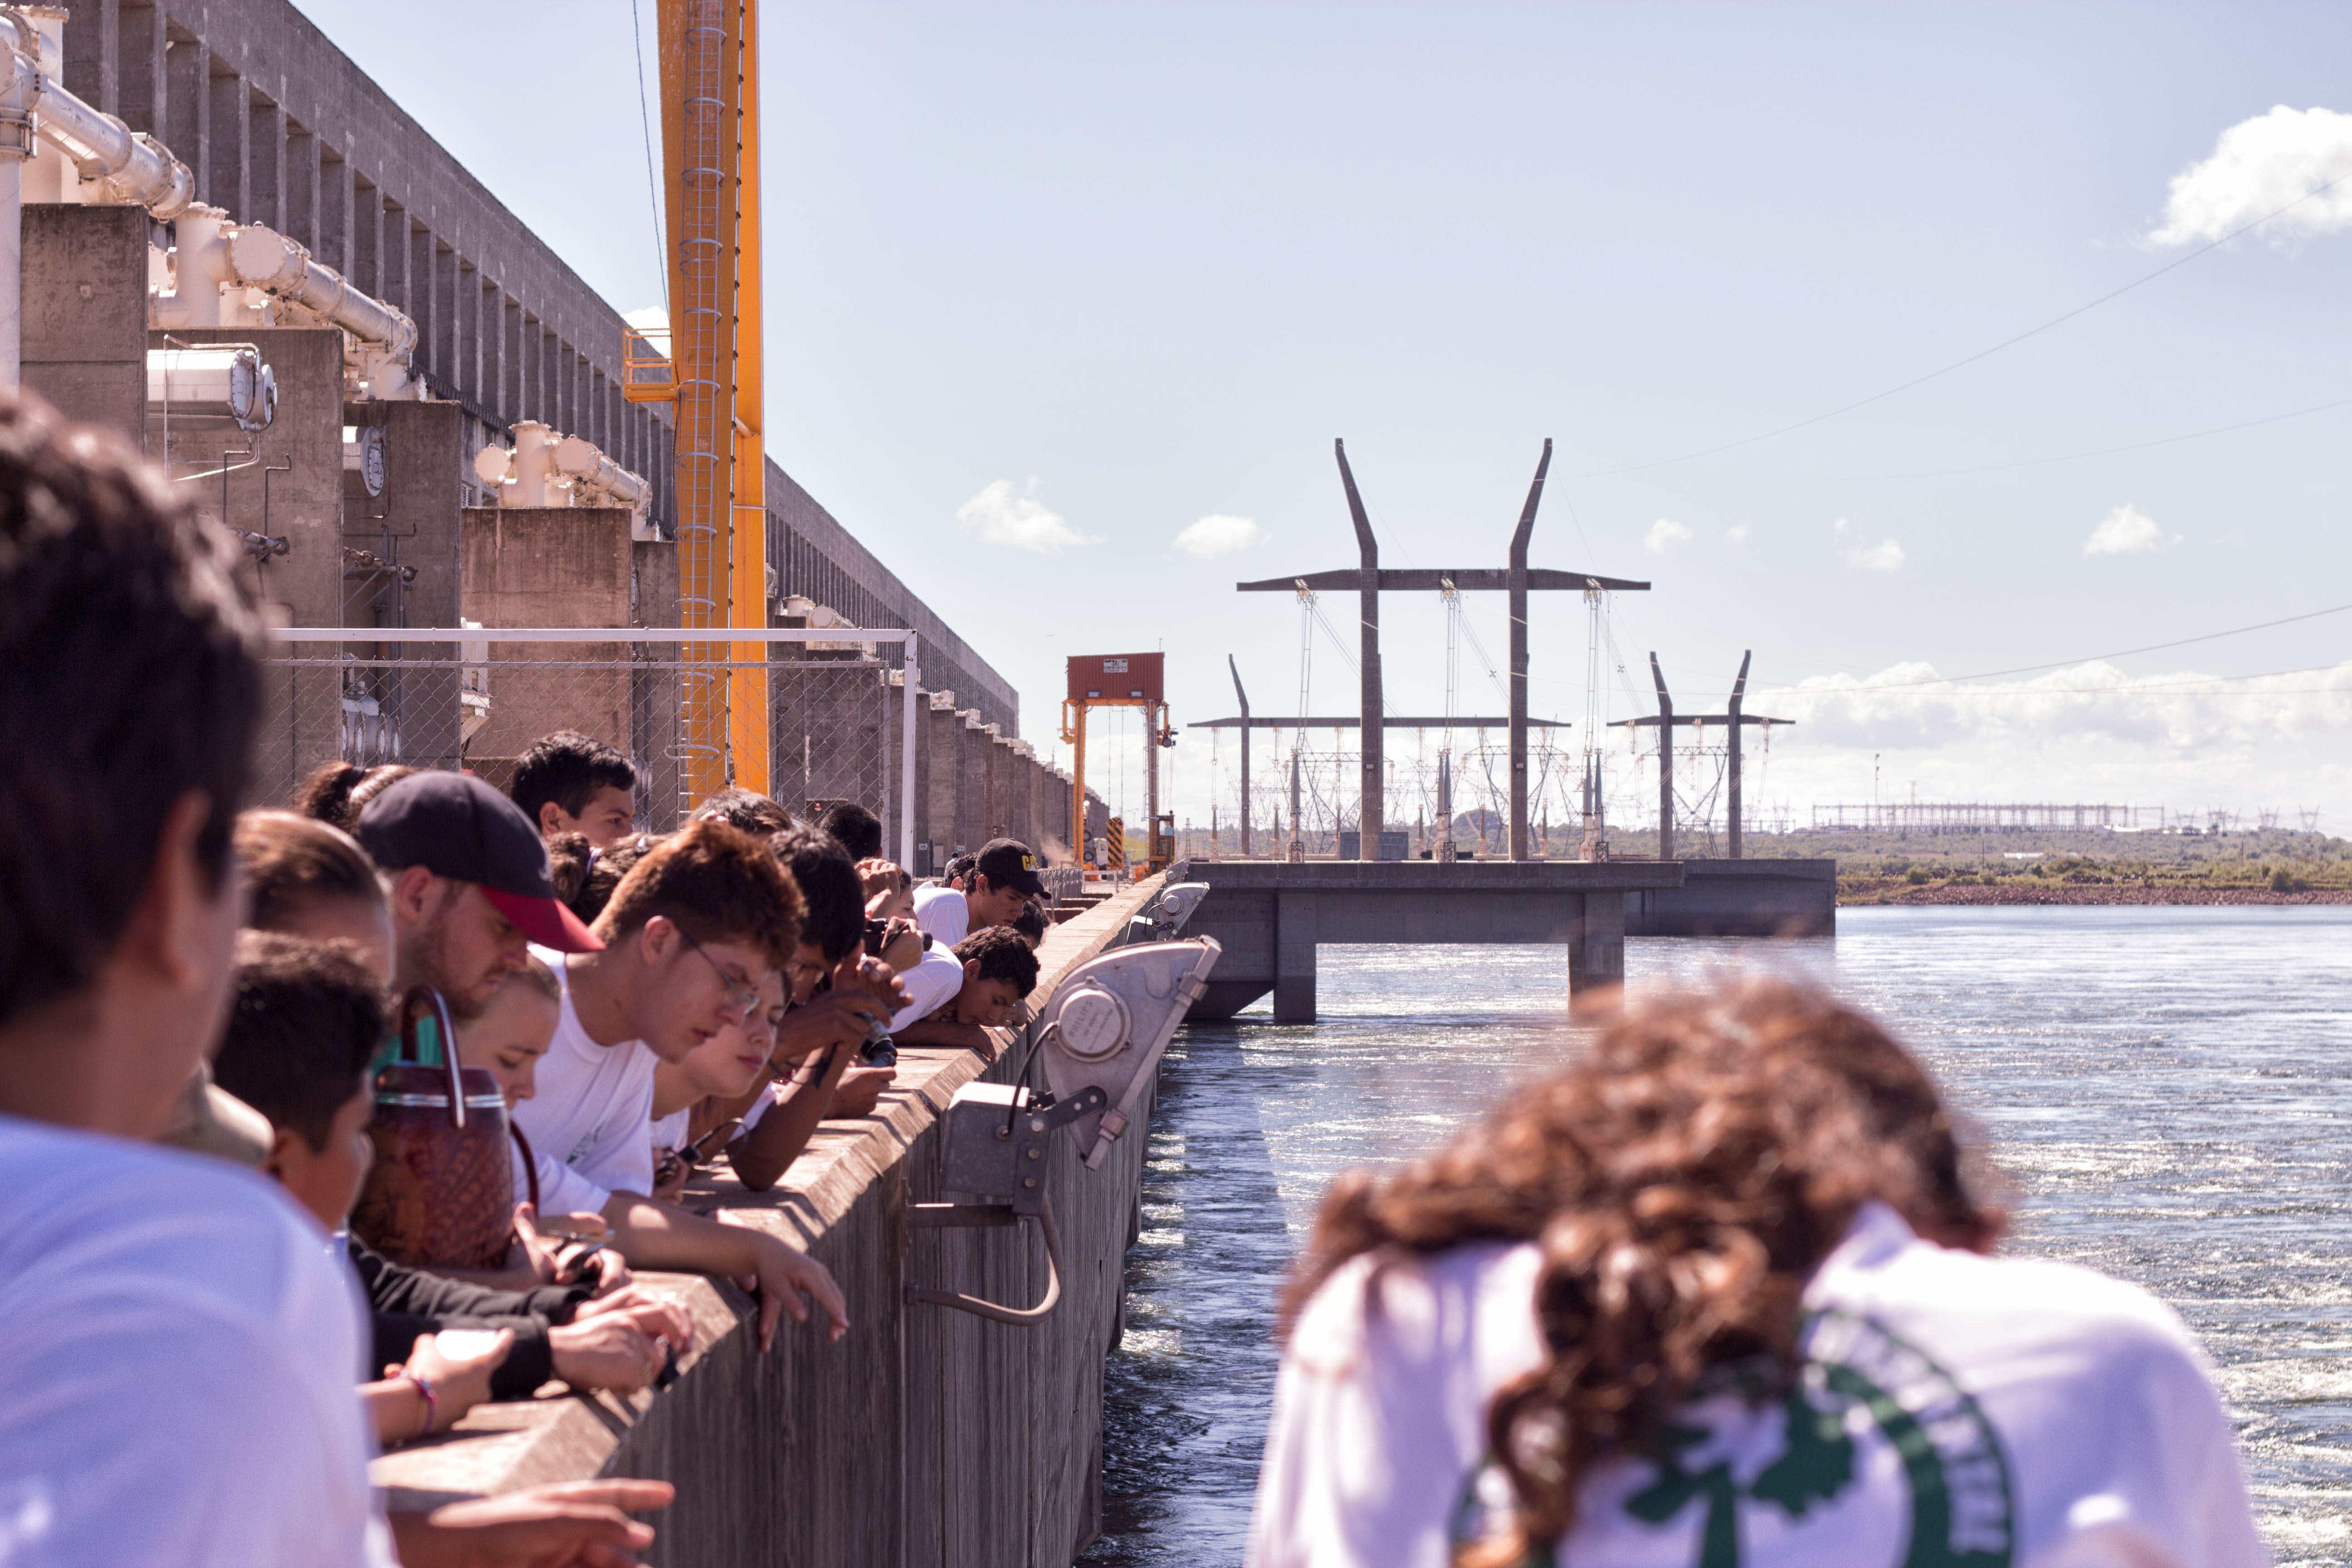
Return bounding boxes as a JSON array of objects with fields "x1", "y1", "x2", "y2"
[
  {"x1": 122, "y1": 791, "x2": 235, "y2": 993},
  {"x1": 538, "y1": 799, "x2": 567, "y2": 836},
  {"x1": 260, "y1": 1126, "x2": 306, "y2": 1185},
  {"x1": 962, "y1": 958, "x2": 981, "y2": 985},
  {"x1": 638, "y1": 914, "x2": 675, "y2": 966},
  {"x1": 389, "y1": 863, "x2": 437, "y2": 923}
]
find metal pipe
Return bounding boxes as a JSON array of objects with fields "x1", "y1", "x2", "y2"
[
  {"x1": 552, "y1": 432, "x2": 651, "y2": 514},
  {"x1": 225, "y1": 223, "x2": 417, "y2": 398},
  {"x1": 30, "y1": 70, "x2": 193, "y2": 218},
  {"x1": 0, "y1": 16, "x2": 29, "y2": 387}
]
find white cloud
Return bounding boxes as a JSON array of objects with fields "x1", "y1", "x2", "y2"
[
  {"x1": 1735, "y1": 659, "x2": 2352, "y2": 823},
  {"x1": 955, "y1": 478, "x2": 1094, "y2": 554},
  {"x1": 1172, "y1": 513, "x2": 1261, "y2": 558},
  {"x1": 2149, "y1": 106, "x2": 2352, "y2": 247},
  {"x1": 1727, "y1": 521, "x2": 1751, "y2": 544},
  {"x1": 1645, "y1": 517, "x2": 1691, "y2": 553},
  {"x1": 1833, "y1": 518, "x2": 1903, "y2": 572},
  {"x1": 2084, "y1": 503, "x2": 2179, "y2": 557}
]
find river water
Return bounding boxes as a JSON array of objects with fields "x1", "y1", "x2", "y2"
[{"x1": 1078, "y1": 906, "x2": 2352, "y2": 1567}]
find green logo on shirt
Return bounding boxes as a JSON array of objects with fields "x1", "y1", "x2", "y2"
[{"x1": 1458, "y1": 1311, "x2": 2014, "y2": 1568}]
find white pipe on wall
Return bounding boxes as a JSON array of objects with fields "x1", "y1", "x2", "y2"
[
  {"x1": 0, "y1": 15, "x2": 34, "y2": 387},
  {"x1": 226, "y1": 223, "x2": 418, "y2": 397}
]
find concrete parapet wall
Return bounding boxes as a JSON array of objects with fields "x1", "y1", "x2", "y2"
[
  {"x1": 1625, "y1": 858, "x2": 1838, "y2": 937},
  {"x1": 372, "y1": 878, "x2": 1169, "y2": 1566}
]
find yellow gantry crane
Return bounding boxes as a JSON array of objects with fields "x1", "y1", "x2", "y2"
[{"x1": 627, "y1": 0, "x2": 768, "y2": 800}]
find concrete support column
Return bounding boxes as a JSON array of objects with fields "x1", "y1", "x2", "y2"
[
  {"x1": 954, "y1": 711, "x2": 986, "y2": 854},
  {"x1": 21, "y1": 206, "x2": 149, "y2": 441},
  {"x1": 162, "y1": 34, "x2": 205, "y2": 194},
  {"x1": 907, "y1": 687, "x2": 934, "y2": 876},
  {"x1": 351, "y1": 183, "x2": 380, "y2": 298},
  {"x1": 247, "y1": 94, "x2": 284, "y2": 230},
  {"x1": 286, "y1": 130, "x2": 316, "y2": 254},
  {"x1": 1567, "y1": 889, "x2": 1626, "y2": 997},
  {"x1": 406, "y1": 225, "x2": 434, "y2": 380},
  {"x1": 455, "y1": 262, "x2": 479, "y2": 404},
  {"x1": 1273, "y1": 890, "x2": 1317, "y2": 1023},
  {"x1": 204, "y1": 66, "x2": 245, "y2": 217},
  {"x1": 64, "y1": 0, "x2": 118, "y2": 112},
  {"x1": 434, "y1": 247, "x2": 459, "y2": 393},
  {"x1": 118, "y1": 5, "x2": 163, "y2": 135},
  {"x1": 923, "y1": 695, "x2": 960, "y2": 866},
  {"x1": 317, "y1": 152, "x2": 350, "y2": 275}
]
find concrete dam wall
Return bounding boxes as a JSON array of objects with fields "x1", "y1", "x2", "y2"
[{"x1": 374, "y1": 879, "x2": 1167, "y2": 1567}]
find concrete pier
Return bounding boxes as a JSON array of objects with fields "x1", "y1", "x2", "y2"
[
  {"x1": 1181, "y1": 860, "x2": 1685, "y2": 1022},
  {"x1": 1625, "y1": 858, "x2": 1838, "y2": 937}
]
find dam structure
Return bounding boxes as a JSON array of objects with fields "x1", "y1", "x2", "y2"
[{"x1": 17, "y1": 0, "x2": 1057, "y2": 865}]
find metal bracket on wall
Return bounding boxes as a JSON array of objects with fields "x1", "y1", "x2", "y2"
[{"x1": 904, "y1": 1197, "x2": 1065, "y2": 1327}]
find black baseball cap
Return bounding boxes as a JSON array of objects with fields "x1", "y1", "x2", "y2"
[
  {"x1": 975, "y1": 838, "x2": 1047, "y2": 898},
  {"x1": 355, "y1": 770, "x2": 603, "y2": 953}
]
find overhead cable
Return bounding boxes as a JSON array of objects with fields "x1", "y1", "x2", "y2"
[
  {"x1": 1573, "y1": 170, "x2": 2352, "y2": 480},
  {"x1": 1830, "y1": 394, "x2": 2352, "y2": 481}
]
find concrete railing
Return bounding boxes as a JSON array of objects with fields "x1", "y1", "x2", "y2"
[{"x1": 373, "y1": 876, "x2": 1171, "y2": 1567}]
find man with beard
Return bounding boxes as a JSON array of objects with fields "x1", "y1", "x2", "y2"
[{"x1": 357, "y1": 772, "x2": 605, "y2": 1052}]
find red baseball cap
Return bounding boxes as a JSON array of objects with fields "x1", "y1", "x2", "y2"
[{"x1": 356, "y1": 771, "x2": 604, "y2": 953}]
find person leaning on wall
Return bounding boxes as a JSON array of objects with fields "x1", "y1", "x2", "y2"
[
  {"x1": 1246, "y1": 977, "x2": 2267, "y2": 1568},
  {"x1": 0, "y1": 388, "x2": 671, "y2": 1567}
]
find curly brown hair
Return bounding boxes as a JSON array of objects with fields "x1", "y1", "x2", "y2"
[{"x1": 1281, "y1": 979, "x2": 1998, "y2": 1566}]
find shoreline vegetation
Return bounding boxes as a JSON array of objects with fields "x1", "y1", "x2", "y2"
[{"x1": 1744, "y1": 826, "x2": 2352, "y2": 908}]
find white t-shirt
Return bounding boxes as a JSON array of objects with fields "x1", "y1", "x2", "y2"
[
  {"x1": 0, "y1": 1115, "x2": 397, "y2": 1568},
  {"x1": 913, "y1": 884, "x2": 970, "y2": 946},
  {"x1": 509, "y1": 946, "x2": 658, "y2": 1213},
  {"x1": 1249, "y1": 1201, "x2": 2264, "y2": 1568},
  {"x1": 649, "y1": 1082, "x2": 778, "y2": 1161},
  {"x1": 891, "y1": 944, "x2": 966, "y2": 1031}
]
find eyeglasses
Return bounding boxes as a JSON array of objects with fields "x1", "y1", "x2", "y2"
[{"x1": 676, "y1": 929, "x2": 761, "y2": 1019}]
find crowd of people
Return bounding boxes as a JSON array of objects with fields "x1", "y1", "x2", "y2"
[
  {"x1": 0, "y1": 391, "x2": 2273, "y2": 1568},
  {"x1": 0, "y1": 396, "x2": 1059, "y2": 1564}
]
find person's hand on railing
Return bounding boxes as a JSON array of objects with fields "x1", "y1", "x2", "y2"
[
  {"x1": 747, "y1": 1232, "x2": 848, "y2": 1349},
  {"x1": 548, "y1": 1314, "x2": 668, "y2": 1394},
  {"x1": 572, "y1": 1284, "x2": 695, "y2": 1356},
  {"x1": 827, "y1": 1063, "x2": 896, "y2": 1119},
  {"x1": 387, "y1": 1479, "x2": 674, "y2": 1568}
]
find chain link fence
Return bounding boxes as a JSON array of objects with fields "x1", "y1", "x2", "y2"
[{"x1": 260, "y1": 630, "x2": 918, "y2": 850}]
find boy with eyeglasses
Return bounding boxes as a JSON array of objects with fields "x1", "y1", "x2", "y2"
[{"x1": 510, "y1": 818, "x2": 848, "y2": 1351}]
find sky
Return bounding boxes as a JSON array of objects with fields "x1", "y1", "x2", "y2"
[{"x1": 292, "y1": 0, "x2": 2352, "y2": 837}]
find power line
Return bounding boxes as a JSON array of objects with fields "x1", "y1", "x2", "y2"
[
  {"x1": 630, "y1": 0, "x2": 668, "y2": 313},
  {"x1": 1750, "y1": 600, "x2": 2352, "y2": 694},
  {"x1": 1572, "y1": 170, "x2": 2352, "y2": 481},
  {"x1": 1827, "y1": 394, "x2": 2352, "y2": 481}
]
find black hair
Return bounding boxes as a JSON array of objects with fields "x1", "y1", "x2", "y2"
[
  {"x1": 943, "y1": 852, "x2": 979, "y2": 888},
  {"x1": 213, "y1": 931, "x2": 389, "y2": 1151},
  {"x1": 1010, "y1": 897, "x2": 1049, "y2": 946},
  {"x1": 816, "y1": 800, "x2": 882, "y2": 860},
  {"x1": 770, "y1": 824, "x2": 864, "y2": 963},
  {"x1": 955, "y1": 926, "x2": 1039, "y2": 996},
  {"x1": 291, "y1": 761, "x2": 415, "y2": 833},
  {"x1": 693, "y1": 787, "x2": 792, "y2": 838},
  {"x1": 510, "y1": 730, "x2": 637, "y2": 827},
  {"x1": 0, "y1": 392, "x2": 263, "y2": 1028}
]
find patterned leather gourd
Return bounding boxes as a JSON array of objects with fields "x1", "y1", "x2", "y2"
[{"x1": 349, "y1": 990, "x2": 517, "y2": 1269}]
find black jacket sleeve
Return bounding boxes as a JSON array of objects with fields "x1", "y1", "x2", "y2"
[
  {"x1": 348, "y1": 1237, "x2": 591, "y2": 1322},
  {"x1": 350, "y1": 1238, "x2": 586, "y2": 1399}
]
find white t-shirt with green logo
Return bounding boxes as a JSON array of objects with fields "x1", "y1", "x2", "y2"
[{"x1": 1248, "y1": 1202, "x2": 2264, "y2": 1568}]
